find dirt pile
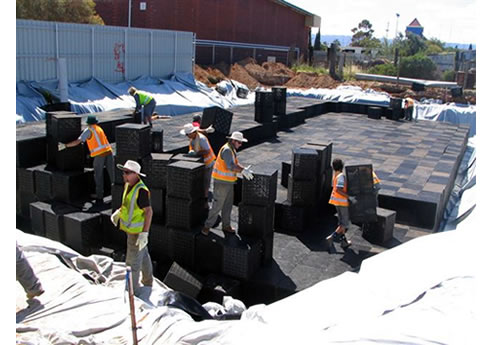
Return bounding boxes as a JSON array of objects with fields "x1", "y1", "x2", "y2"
[{"x1": 194, "y1": 60, "x2": 476, "y2": 104}]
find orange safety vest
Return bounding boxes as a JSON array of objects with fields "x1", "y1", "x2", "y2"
[
  {"x1": 329, "y1": 172, "x2": 349, "y2": 206},
  {"x1": 87, "y1": 125, "x2": 112, "y2": 158},
  {"x1": 212, "y1": 143, "x2": 238, "y2": 183},
  {"x1": 189, "y1": 133, "x2": 216, "y2": 167},
  {"x1": 373, "y1": 171, "x2": 380, "y2": 186}
]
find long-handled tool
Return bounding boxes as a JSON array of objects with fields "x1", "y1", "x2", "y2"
[{"x1": 126, "y1": 267, "x2": 139, "y2": 345}]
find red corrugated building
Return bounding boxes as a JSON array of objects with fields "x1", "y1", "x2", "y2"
[{"x1": 95, "y1": 0, "x2": 320, "y2": 64}]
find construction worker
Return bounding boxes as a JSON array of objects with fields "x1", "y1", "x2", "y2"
[
  {"x1": 404, "y1": 97, "x2": 415, "y2": 121},
  {"x1": 128, "y1": 87, "x2": 156, "y2": 126},
  {"x1": 111, "y1": 160, "x2": 153, "y2": 297},
  {"x1": 191, "y1": 113, "x2": 216, "y2": 135},
  {"x1": 201, "y1": 131, "x2": 253, "y2": 236},
  {"x1": 58, "y1": 115, "x2": 114, "y2": 202},
  {"x1": 326, "y1": 158, "x2": 352, "y2": 250},
  {"x1": 17, "y1": 243, "x2": 44, "y2": 300},
  {"x1": 373, "y1": 170, "x2": 381, "y2": 206},
  {"x1": 180, "y1": 123, "x2": 216, "y2": 200}
]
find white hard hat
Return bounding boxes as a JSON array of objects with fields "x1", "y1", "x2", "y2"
[
  {"x1": 116, "y1": 160, "x2": 146, "y2": 177},
  {"x1": 227, "y1": 131, "x2": 248, "y2": 142},
  {"x1": 180, "y1": 123, "x2": 199, "y2": 136}
]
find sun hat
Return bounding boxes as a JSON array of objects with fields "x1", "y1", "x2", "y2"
[
  {"x1": 180, "y1": 123, "x2": 199, "y2": 136},
  {"x1": 116, "y1": 160, "x2": 146, "y2": 177},
  {"x1": 86, "y1": 115, "x2": 98, "y2": 125},
  {"x1": 227, "y1": 131, "x2": 248, "y2": 142}
]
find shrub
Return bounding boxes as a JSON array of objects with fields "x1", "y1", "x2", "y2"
[
  {"x1": 367, "y1": 63, "x2": 397, "y2": 76},
  {"x1": 399, "y1": 54, "x2": 437, "y2": 79},
  {"x1": 443, "y1": 70, "x2": 455, "y2": 82}
]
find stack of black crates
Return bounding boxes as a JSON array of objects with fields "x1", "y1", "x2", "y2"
[
  {"x1": 165, "y1": 160, "x2": 207, "y2": 270},
  {"x1": 254, "y1": 91, "x2": 274, "y2": 124},
  {"x1": 276, "y1": 141, "x2": 332, "y2": 233},
  {"x1": 200, "y1": 106, "x2": 233, "y2": 154},
  {"x1": 389, "y1": 97, "x2": 403, "y2": 120},
  {"x1": 344, "y1": 162, "x2": 378, "y2": 224}
]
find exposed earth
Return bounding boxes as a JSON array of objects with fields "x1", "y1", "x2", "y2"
[{"x1": 194, "y1": 58, "x2": 476, "y2": 105}]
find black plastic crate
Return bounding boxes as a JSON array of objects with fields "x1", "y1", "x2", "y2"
[
  {"x1": 195, "y1": 229, "x2": 225, "y2": 274},
  {"x1": 171, "y1": 153, "x2": 203, "y2": 163},
  {"x1": 222, "y1": 237, "x2": 262, "y2": 280},
  {"x1": 242, "y1": 170, "x2": 278, "y2": 206},
  {"x1": 300, "y1": 144, "x2": 328, "y2": 175},
  {"x1": 63, "y1": 212, "x2": 102, "y2": 255},
  {"x1": 148, "y1": 223, "x2": 169, "y2": 261},
  {"x1": 197, "y1": 274, "x2": 241, "y2": 305},
  {"x1": 151, "y1": 128, "x2": 163, "y2": 153},
  {"x1": 233, "y1": 176, "x2": 243, "y2": 206},
  {"x1": 16, "y1": 134, "x2": 46, "y2": 168},
  {"x1": 348, "y1": 192, "x2": 378, "y2": 223},
  {"x1": 287, "y1": 175, "x2": 318, "y2": 206},
  {"x1": 167, "y1": 161, "x2": 206, "y2": 200},
  {"x1": 274, "y1": 201, "x2": 310, "y2": 233},
  {"x1": 389, "y1": 97, "x2": 402, "y2": 109},
  {"x1": 307, "y1": 140, "x2": 333, "y2": 171},
  {"x1": 273, "y1": 101, "x2": 286, "y2": 116},
  {"x1": 51, "y1": 114, "x2": 81, "y2": 142},
  {"x1": 261, "y1": 233, "x2": 274, "y2": 265},
  {"x1": 115, "y1": 123, "x2": 152, "y2": 159},
  {"x1": 291, "y1": 148, "x2": 319, "y2": 180},
  {"x1": 166, "y1": 196, "x2": 207, "y2": 230},
  {"x1": 368, "y1": 106, "x2": 382, "y2": 119},
  {"x1": 30, "y1": 201, "x2": 51, "y2": 236},
  {"x1": 44, "y1": 209, "x2": 65, "y2": 242},
  {"x1": 111, "y1": 184, "x2": 125, "y2": 212},
  {"x1": 164, "y1": 262, "x2": 203, "y2": 298},
  {"x1": 150, "y1": 188, "x2": 165, "y2": 221},
  {"x1": 167, "y1": 227, "x2": 200, "y2": 270},
  {"x1": 344, "y1": 163, "x2": 374, "y2": 195},
  {"x1": 201, "y1": 107, "x2": 233, "y2": 135},
  {"x1": 52, "y1": 143, "x2": 86, "y2": 172},
  {"x1": 238, "y1": 203, "x2": 275, "y2": 238},
  {"x1": 255, "y1": 91, "x2": 274, "y2": 107},
  {"x1": 100, "y1": 209, "x2": 127, "y2": 249},
  {"x1": 254, "y1": 105, "x2": 274, "y2": 123},
  {"x1": 17, "y1": 190, "x2": 38, "y2": 218},
  {"x1": 52, "y1": 170, "x2": 91, "y2": 203},
  {"x1": 362, "y1": 207, "x2": 396, "y2": 244},
  {"x1": 34, "y1": 167, "x2": 53, "y2": 201},
  {"x1": 281, "y1": 162, "x2": 291, "y2": 188},
  {"x1": 17, "y1": 167, "x2": 37, "y2": 194},
  {"x1": 272, "y1": 87, "x2": 287, "y2": 102}
]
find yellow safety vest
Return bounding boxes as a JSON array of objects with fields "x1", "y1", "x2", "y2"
[
  {"x1": 329, "y1": 172, "x2": 349, "y2": 207},
  {"x1": 119, "y1": 180, "x2": 150, "y2": 234},
  {"x1": 189, "y1": 133, "x2": 216, "y2": 167},
  {"x1": 212, "y1": 143, "x2": 238, "y2": 183},
  {"x1": 136, "y1": 91, "x2": 153, "y2": 106},
  {"x1": 87, "y1": 125, "x2": 112, "y2": 157}
]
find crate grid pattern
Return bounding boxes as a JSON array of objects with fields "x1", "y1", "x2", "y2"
[
  {"x1": 287, "y1": 175, "x2": 318, "y2": 206},
  {"x1": 34, "y1": 169, "x2": 53, "y2": 201},
  {"x1": 166, "y1": 196, "x2": 206, "y2": 230},
  {"x1": 163, "y1": 262, "x2": 203, "y2": 298},
  {"x1": 143, "y1": 153, "x2": 173, "y2": 189},
  {"x1": 238, "y1": 203, "x2": 275, "y2": 238},
  {"x1": 291, "y1": 148, "x2": 319, "y2": 180},
  {"x1": 63, "y1": 213, "x2": 102, "y2": 255},
  {"x1": 44, "y1": 211, "x2": 64, "y2": 242},
  {"x1": 17, "y1": 168, "x2": 36, "y2": 194},
  {"x1": 167, "y1": 161, "x2": 205, "y2": 200},
  {"x1": 167, "y1": 227, "x2": 199, "y2": 269},
  {"x1": 222, "y1": 239, "x2": 262, "y2": 280},
  {"x1": 345, "y1": 164, "x2": 374, "y2": 196},
  {"x1": 51, "y1": 115, "x2": 81, "y2": 143},
  {"x1": 115, "y1": 124, "x2": 152, "y2": 158},
  {"x1": 241, "y1": 171, "x2": 278, "y2": 206}
]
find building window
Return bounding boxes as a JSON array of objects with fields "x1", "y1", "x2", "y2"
[{"x1": 140, "y1": 2, "x2": 147, "y2": 11}]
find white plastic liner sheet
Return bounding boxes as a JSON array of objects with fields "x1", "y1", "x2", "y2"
[{"x1": 16, "y1": 74, "x2": 255, "y2": 124}]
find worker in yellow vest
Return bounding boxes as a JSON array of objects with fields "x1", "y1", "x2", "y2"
[
  {"x1": 111, "y1": 160, "x2": 153, "y2": 297},
  {"x1": 128, "y1": 87, "x2": 156, "y2": 126},
  {"x1": 201, "y1": 131, "x2": 253, "y2": 236},
  {"x1": 180, "y1": 123, "x2": 216, "y2": 199},
  {"x1": 404, "y1": 97, "x2": 415, "y2": 121},
  {"x1": 58, "y1": 115, "x2": 114, "y2": 202},
  {"x1": 326, "y1": 158, "x2": 352, "y2": 250}
]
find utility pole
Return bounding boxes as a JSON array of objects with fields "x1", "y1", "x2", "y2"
[
  {"x1": 395, "y1": 13, "x2": 400, "y2": 38},
  {"x1": 128, "y1": 0, "x2": 132, "y2": 27}
]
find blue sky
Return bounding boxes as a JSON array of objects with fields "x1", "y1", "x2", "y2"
[{"x1": 288, "y1": 0, "x2": 477, "y2": 44}]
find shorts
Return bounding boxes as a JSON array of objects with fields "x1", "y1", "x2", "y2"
[{"x1": 335, "y1": 205, "x2": 350, "y2": 228}]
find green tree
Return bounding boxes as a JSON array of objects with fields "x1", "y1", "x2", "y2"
[
  {"x1": 425, "y1": 38, "x2": 445, "y2": 54},
  {"x1": 314, "y1": 28, "x2": 321, "y2": 50},
  {"x1": 398, "y1": 33, "x2": 426, "y2": 56},
  {"x1": 399, "y1": 54, "x2": 437, "y2": 79},
  {"x1": 16, "y1": 0, "x2": 104, "y2": 24},
  {"x1": 351, "y1": 19, "x2": 382, "y2": 48}
]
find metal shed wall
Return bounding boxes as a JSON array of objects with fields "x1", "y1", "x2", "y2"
[{"x1": 16, "y1": 19, "x2": 194, "y2": 82}]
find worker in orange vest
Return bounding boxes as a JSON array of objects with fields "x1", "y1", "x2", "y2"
[
  {"x1": 326, "y1": 158, "x2": 352, "y2": 250},
  {"x1": 201, "y1": 131, "x2": 253, "y2": 236},
  {"x1": 58, "y1": 115, "x2": 114, "y2": 202}
]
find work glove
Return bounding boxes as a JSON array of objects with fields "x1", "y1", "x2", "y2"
[
  {"x1": 110, "y1": 209, "x2": 120, "y2": 227},
  {"x1": 348, "y1": 196, "x2": 357, "y2": 205},
  {"x1": 242, "y1": 165, "x2": 254, "y2": 180},
  {"x1": 58, "y1": 143, "x2": 66, "y2": 151},
  {"x1": 135, "y1": 232, "x2": 149, "y2": 251},
  {"x1": 186, "y1": 150, "x2": 198, "y2": 157},
  {"x1": 205, "y1": 126, "x2": 215, "y2": 134}
]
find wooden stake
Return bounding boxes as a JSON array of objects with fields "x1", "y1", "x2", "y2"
[{"x1": 126, "y1": 267, "x2": 139, "y2": 345}]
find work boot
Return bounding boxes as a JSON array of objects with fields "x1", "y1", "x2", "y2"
[
  {"x1": 26, "y1": 288, "x2": 45, "y2": 300},
  {"x1": 340, "y1": 235, "x2": 352, "y2": 250},
  {"x1": 201, "y1": 227, "x2": 210, "y2": 236},
  {"x1": 222, "y1": 226, "x2": 235, "y2": 234}
]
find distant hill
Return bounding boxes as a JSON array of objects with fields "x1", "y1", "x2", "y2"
[{"x1": 311, "y1": 34, "x2": 475, "y2": 50}]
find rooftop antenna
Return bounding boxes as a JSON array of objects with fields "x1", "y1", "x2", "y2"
[{"x1": 395, "y1": 13, "x2": 400, "y2": 38}]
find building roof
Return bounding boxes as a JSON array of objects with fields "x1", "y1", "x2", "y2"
[
  {"x1": 407, "y1": 18, "x2": 423, "y2": 27},
  {"x1": 272, "y1": 0, "x2": 321, "y2": 27}
]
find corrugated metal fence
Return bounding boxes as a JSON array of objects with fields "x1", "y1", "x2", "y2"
[{"x1": 16, "y1": 19, "x2": 194, "y2": 83}]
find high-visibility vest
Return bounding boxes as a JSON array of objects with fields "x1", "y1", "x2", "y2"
[
  {"x1": 212, "y1": 143, "x2": 238, "y2": 183},
  {"x1": 189, "y1": 133, "x2": 216, "y2": 167},
  {"x1": 373, "y1": 171, "x2": 380, "y2": 185},
  {"x1": 329, "y1": 172, "x2": 349, "y2": 206},
  {"x1": 405, "y1": 98, "x2": 414, "y2": 108},
  {"x1": 119, "y1": 180, "x2": 150, "y2": 234},
  {"x1": 136, "y1": 91, "x2": 153, "y2": 106},
  {"x1": 86, "y1": 125, "x2": 112, "y2": 158}
]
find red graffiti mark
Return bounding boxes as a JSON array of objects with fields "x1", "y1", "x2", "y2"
[{"x1": 113, "y1": 43, "x2": 125, "y2": 74}]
